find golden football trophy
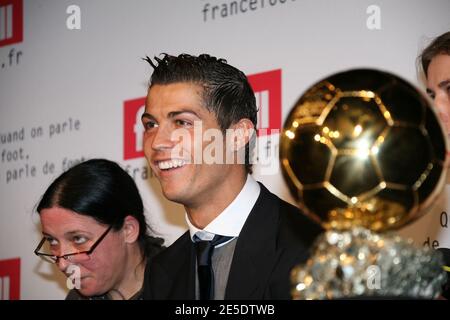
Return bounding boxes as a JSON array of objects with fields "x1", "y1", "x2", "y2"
[{"x1": 280, "y1": 69, "x2": 448, "y2": 299}]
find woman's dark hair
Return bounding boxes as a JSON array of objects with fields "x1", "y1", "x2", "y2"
[{"x1": 37, "y1": 158, "x2": 163, "y2": 259}]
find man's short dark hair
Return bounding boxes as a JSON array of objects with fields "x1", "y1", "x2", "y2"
[
  {"x1": 420, "y1": 31, "x2": 450, "y2": 77},
  {"x1": 144, "y1": 53, "x2": 258, "y2": 174}
]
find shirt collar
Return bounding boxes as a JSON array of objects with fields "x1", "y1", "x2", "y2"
[{"x1": 186, "y1": 175, "x2": 261, "y2": 241}]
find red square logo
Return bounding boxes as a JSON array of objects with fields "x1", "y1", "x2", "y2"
[
  {"x1": 0, "y1": 0, "x2": 23, "y2": 47},
  {"x1": 0, "y1": 258, "x2": 20, "y2": 300},
  {"x1": 123, "y1": 97, "x2": 146, "y2": 160},
  {"x1": 248, "y1": 69, "x2": 282, "y2": 136}
]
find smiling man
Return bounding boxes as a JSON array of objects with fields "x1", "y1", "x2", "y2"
[{"x1": 141, "y1": 53, "x2": 322, "y2": 300}]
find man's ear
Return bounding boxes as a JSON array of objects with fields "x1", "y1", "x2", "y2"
[
  {"x1": 122, "y1": 215, "x2": 140, "y2": 244},
  {"x1": 230, "y1": 118, "x2": 255, "y2": 151}
]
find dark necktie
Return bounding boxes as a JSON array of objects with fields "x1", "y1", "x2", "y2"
[{"x1": 194, "y1": 234, "x2": 232, "y2": 300}]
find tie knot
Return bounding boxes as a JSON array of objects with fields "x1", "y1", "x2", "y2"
[{"x1": 194, "y1": 234, "x2": 232, "y2": 266}]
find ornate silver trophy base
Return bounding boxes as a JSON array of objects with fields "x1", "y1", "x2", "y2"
[{"x1": 291, "y1": 228, "x2": 447, "y2": 299}]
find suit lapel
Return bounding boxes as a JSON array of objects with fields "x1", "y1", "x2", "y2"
[
  {"x1": 162, "y1": 232, "x2": 196, "y2": 299},
  {"x1": 225, "y1": 184, "x2": 282, "y2": 299}
]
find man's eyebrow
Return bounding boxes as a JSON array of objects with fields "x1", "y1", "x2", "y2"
[
  {"x1": 141, "y1": 112, "x2": 155, "y2": 121},
  {"x1": 141, "y1": 110, "x2": 201, "y2": 121},
  {"x1": 438, "y1": 79, "x2": 450, "y2": 89},
  {"x1": 168, "y1": 110, "x2": 200, "y2": 118}
]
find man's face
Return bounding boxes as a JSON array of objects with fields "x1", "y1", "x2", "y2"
[
  {"x1": 142, "y1": 82, "x2": 236, "y2": 207},
  {"x1": 426, "y1": 53, "x2": 450, "y2": 134}
]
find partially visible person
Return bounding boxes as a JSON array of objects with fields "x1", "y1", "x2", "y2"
[
  {"x1": 34, "y1": 158, "x2": 164, "y2": 300},
  {"x1": 437, "y1": 248, "x2": 450, "y2": 299},
  {"x1": 420, "y1": 31, "x2": 450, "y2": 134},
  {"x1": 419, "y1": 33, "x2": 450, "y2": 299}
]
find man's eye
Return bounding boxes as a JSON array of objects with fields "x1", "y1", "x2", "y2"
[
  {"x1": 175, "y1": 119, "x2": 192, "y2": 127},
  {"x1": 428, "y1": 92, "x2": 436, "y2": 100},
  {"x1": 143, "y1": 121, "x2": 158, "y2": 130}
]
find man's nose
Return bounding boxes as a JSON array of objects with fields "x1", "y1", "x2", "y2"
[{"x1": 151, "y1": 125, "x2": 178, "y2": 151}]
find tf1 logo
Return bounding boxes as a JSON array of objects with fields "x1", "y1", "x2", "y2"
[
  {"x1": 123, "y1": 69, "x2": 282, "y2": 160},
  {"x1": 0, "y1": 0, "x2": 23, "y2": 47},
  {"x1": 0, "y1": 258, "x2": 20, "y2": 300}
]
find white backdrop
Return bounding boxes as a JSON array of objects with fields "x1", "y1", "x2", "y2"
[{"x1": 0, "y1": 0, "x2": 449, "y2": 299}]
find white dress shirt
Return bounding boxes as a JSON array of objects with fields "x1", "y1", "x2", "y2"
[{"x1": 185, "y1": 174, "x2": 261, "y2": 246}]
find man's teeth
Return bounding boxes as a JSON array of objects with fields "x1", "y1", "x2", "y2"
[{"x1": 158, "y1": 159, "x2": 187, "y2": 170}]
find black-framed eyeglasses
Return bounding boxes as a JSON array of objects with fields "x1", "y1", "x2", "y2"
[{"x1": 34, "y1": 225, "x2": 113, "y2": 264}]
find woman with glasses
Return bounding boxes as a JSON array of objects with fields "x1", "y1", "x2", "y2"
[{"x1": 34, "y1": 158, "x2": 164, "y2": 300}]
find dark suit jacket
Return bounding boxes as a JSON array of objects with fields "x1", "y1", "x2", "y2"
[{"x1": 143, "y1": 182, "x2": 323, "y2": 299}]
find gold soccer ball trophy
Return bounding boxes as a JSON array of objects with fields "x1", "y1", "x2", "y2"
[{"x1": 280, "y1": 69, "x2": 448, "y2": 299}]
